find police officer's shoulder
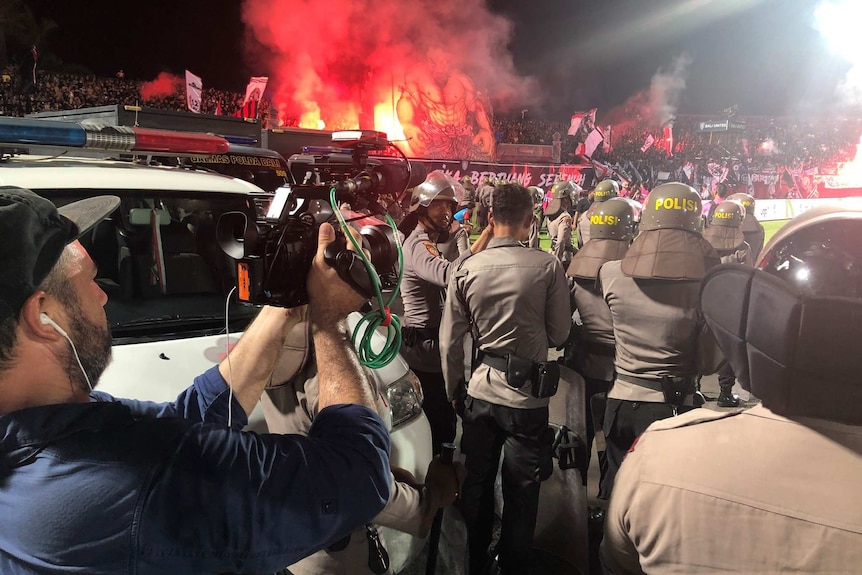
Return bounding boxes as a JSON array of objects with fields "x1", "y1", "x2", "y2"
[
  {"x1": 597, "y1": 259, "x2": 624, "y2": 280},
  {"x1": 645, "y1": 407, "x2": 744, "y2": 434}
]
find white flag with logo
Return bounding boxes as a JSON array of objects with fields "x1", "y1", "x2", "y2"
[
  {"x1": 243, "y1": 76, "x2": 268, "y2": 106},
  {"x1": 185, "y1": 70, "x2": 202, "y2": 114}
]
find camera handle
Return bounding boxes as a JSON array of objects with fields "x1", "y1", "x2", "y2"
[{"x1": 323, "y1": 235, "x2": 376, "y2": 299}]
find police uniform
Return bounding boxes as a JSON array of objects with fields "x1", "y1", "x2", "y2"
[
  {"x1": 402, "y1": 221, "x2": 471, "y2": 452},
  {"x1": 599, "y1": 183, "x2": 722, "y2": 498},
  {"x1": 603, "y1": 207, "x2": 862, "y2": 572},
  {"x1": 440, "y1": 236, "x2": 571, "y2": 575},
  {"x1": 438, "y1": 223, "x2": 471, "y2": 262},
  {"x1": 565, "y1": 198, "x2": 635, "y2": 471},
  {"x1": 261, "y1": 326, "x2": 429, "y2": 575},
  {"x1": 601, "y1": 405, "x2": 862, "y2": 574},
  {"x1": 544, "y1": 180, "x2": 579, "y2": 268},
  {"x1": 727, "y1": 192, "x2": 765, "y2": 260}
]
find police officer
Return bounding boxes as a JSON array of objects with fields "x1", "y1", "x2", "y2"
[
  {"x1": 440, "y1": 183, "x2": 572, "y2": 575},
  {"x1": 262, "y1": 321, "x2": 463, "y2": 575},
  {"x1": 578, "y1": 179, "x2": 619, "y2": 248},
  {"x1": 703, "y1": 200, "x2": 752, "y2": 407},
  {"x1": 525, "y1": 186, "x2": 545, "y2": 249},
  {"x1": 401, "y1": 170, "x2": 492, "y2": 453},
  {"x1": 602, "y1": 206, "x2": 862, "y2": 574},
  {"x1": 565, "y1": 198, "x2": 635, "y2": 481},
  {"x1": 598, "y1": 182, "x2": 723, "y2": 497},
  {"x1": 544, "y1": 179, "x2": 578, "y2": 268},
  {"x1": 727, "y1": 192, "x2": 765, "y2": 260}
]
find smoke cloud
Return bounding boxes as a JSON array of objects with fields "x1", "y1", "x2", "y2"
[
  {"x1": 240, "y1": 0, "x2": 538, "y2": 129},
  {"x1": 602, "y1": 54, "x2": 691, "y2": 139},
  {"x1": 140, "y1": 72, "x2": 182, "y2": 100}
]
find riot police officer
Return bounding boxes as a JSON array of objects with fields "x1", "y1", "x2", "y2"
[
  {"x1": 603, "y1": 206, "x2": 862, "y2": 573},
  {"x1": 401, "y1": 171, "x2": 492, "y2": 453},
  {"x1": 578, "y1": 179, "x2": 619, "y2": 248},
  {"x1": 526, "y1": 186, "x2": 545, "y2": 249},
  {"x1": 702, "y1": 200, "x2": 752, "y2": 407},
  {"x1": 598, "y1": 182, "x2": 723, "y2": 497},
  {"x1": 565, "y1": 197, "x2": 635, "y2": 485},
  {"x1": 440, "y1": 183, "x2": 572, "y2": 575},
  {"x1": 543, "y1": 179, "x2": 579, "y2": 268},
  {"x1": 727, "y1": 192, "x2": 765, "y2": 260}
]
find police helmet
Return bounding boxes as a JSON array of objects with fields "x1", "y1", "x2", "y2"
[
  {"x1": 701, "y1": 206, "x2": 862, "y2": 423},
  {"x1": 727, "y1": 192, "x2": 755, "y2": 212},
  {"x1": 589, "y1": 197, "x2": 635, "y2": 241},
  {"x1": 528, "y1": 186, "x2": 545, "y2": 204},
  {"x1": 550, "y1": 179, "x2": 579, "y2": 200},
  {"x1": 710, "y1": 200, "x2": 746, "y2": 228},
  {"x1": 409, "y1": 170, "x2": 463, "y2": 213},
  {"x1": 639, "y1": 182, "x2": 703, "y2": 233},
  {"x1": 593, "y1": 179, "x2": 620, "y2": 202}
]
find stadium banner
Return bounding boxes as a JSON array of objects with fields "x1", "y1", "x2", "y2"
[
  {"x1": 754, "y1": 197, "x2": 862, "y2": 221},
  {"x1": 185, "y1": 70, "x2": 202, "y2": 114},
  {"x1": 418, "y1": 159, "x2": 596, "y2": 190}
]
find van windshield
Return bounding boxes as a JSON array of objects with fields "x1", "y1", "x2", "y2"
[{"x1": 45, "y1": 190, "x2": 271, "y2": 343}]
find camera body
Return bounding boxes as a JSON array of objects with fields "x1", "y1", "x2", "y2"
[{"x1": 221, "y1": 131, "x2": 426, "y2": 308}]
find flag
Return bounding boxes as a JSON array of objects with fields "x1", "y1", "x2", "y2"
[
  {"x1": 185, "y1": 70, "x2": 203, "y2": 114},
  {"x1": 237, "y1": 98, "x2": 258, "y2": 119},
  {"x1": 603, "y1": 125, "x2": 612, "y2": 153},
  {"x1": 243, "y1": 76, "x2": 268, "y2": 107},
  {"x1": 215, "y1": 100, "x2": 222, "y2": 116},
  {"x1": 663, "y1": 124, "x2": 674, "y2": 157},
  {"x1": 584, "y1": 126, "x2": 605, "y2": 159},
  {"x1": 567, "y1": 108, "x2": 597, "y2": 136},
  {"x1": 640, "y1": 134, "x2": 655, "y2": 153}
]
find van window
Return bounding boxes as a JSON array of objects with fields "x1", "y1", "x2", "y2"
[{"x1": 44, "y1": 190, "x2": 262, "y2": 343}]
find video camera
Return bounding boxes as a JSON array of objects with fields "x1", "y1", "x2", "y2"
[{"x1": 218, "y1": 130, "x2": 427, "y2": 308}]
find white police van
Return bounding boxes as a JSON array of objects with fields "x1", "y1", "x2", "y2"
[{"x1": 0, "y1": 117, "x2": 432, "y2": 572}]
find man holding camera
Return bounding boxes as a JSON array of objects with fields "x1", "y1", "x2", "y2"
[
  {"x1": 440, "y1": 183, "x2": 571, "y2": 575},
  {"x1": 0, "y1": 187, "x2": 391, "y2": 574}
]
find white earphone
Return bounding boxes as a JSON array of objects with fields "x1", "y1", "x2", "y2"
[
  {"x1": 40, "y1": 312, "x2": 69, "y2": 338},
  {"x1": 40, "y1": 312, "x2": 91, "y2": 390}
]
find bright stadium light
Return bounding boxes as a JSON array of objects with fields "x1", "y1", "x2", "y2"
[{"x1": 815, "y1": 0, "x2": 862, "y2": 62}]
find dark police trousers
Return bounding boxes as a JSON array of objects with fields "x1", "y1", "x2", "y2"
[
  {"x1": 459, "y1": 396, "x2": 550, "y2": 575},
  {"x1": 599, "y1": 399, "x2": 695, "y2": 500},
  {"x1": 412, "y1": 369, "x2": 457, "y2": 454}
]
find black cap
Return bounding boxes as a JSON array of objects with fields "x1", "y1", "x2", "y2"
[{"x1": 0, "y1": 186, "x2": 120, "y2": 320}]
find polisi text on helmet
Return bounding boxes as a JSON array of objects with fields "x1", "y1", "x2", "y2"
[
  {"x1": 591, "y1": 213, "x2": 619, "y2": 226},
  {"x1": 655, "y1": 197, "x2": 698, "y2": 213}
]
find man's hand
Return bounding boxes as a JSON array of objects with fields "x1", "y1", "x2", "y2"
[
  {"x1": 425, "y1": 455, "x2": 466, "y2": 509},
  {"x1": 307, "y1": 222, "x2": 368, "y2": 329}
]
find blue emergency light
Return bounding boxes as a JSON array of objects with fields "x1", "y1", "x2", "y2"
[{"x1": 0, "y1": 117, "x2": 230, "y2": 155}]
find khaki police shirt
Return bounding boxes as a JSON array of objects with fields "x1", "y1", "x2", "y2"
[
  {"x1": 401, "y1": 223, "x2": 471, "y2": 329},
  {"x1": 570, "y1": 278, "x2": 616, "y2": 381},
  {"x1": 602, "y1": 404, "x2": 862, "y2": 575},
  {"x1": 577, "y1": 206, "x2": 593, "y2": 247},
  {"x1": 599, "y1": 260, "x2": 722, "y2": 403},
  {"x1": 440, "y1": 237, "x2": 571, "y2": 408}
]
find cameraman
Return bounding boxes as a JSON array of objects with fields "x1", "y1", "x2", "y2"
[{"x1": 0, "y1": 187, "x2": 391, "y2": 574}]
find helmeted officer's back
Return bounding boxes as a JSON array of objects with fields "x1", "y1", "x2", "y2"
[
  {"x1": 598, "y1": 182, "x2": 722, "y2": 497},
  {"x1": 602, "y1": 205, "x2": 862, "y2": 574}
]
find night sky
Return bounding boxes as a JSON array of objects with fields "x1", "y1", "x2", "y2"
[{"x1": 23, "y1": 0, "x2": 852, "y2": 119}]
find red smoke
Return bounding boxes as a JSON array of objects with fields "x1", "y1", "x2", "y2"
[
  {"x1": 241, "y1": 0, "x2": 537, "y2": 158},
  {"x1": 140, "y1": 72, "x2": 182, "y2": 101}
]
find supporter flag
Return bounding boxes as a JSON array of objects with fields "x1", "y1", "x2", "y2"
[
  {"x1": 567, "y1": 108, "x2": 597, "y2": 136},
  {"x1": 185, "y1": 70, "x2": 203, "y2": 114},
  {"x1": 243, "y1": 76, "x2": 268, "y2": 107},
  {"x1": 584, "y1": 126, "x2": 605, "y2": 159},
  {"x1": 641, "y1": 134, "x2": 655, "y2": 153},
  {"x1": 239, "y1": 99, "x2": 258, "y2": 119},
  {"x1": 215, "y1": 100, "x2": 222, "y2": 116},
  {"x1": 663, "y1": 124, "x2": 674, "y2": 157},
  {"x1": 603, "y1": 125, "x2": 612, "y2": 153}
]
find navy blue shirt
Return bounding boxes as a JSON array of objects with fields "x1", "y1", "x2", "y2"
[{"x1": 0, "y1": 366, "x2": 391, "y2": 574}]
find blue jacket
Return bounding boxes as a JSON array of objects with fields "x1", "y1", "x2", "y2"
[{"x1": 0, "y1": 366, "x2": 391, "y2": 574}]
